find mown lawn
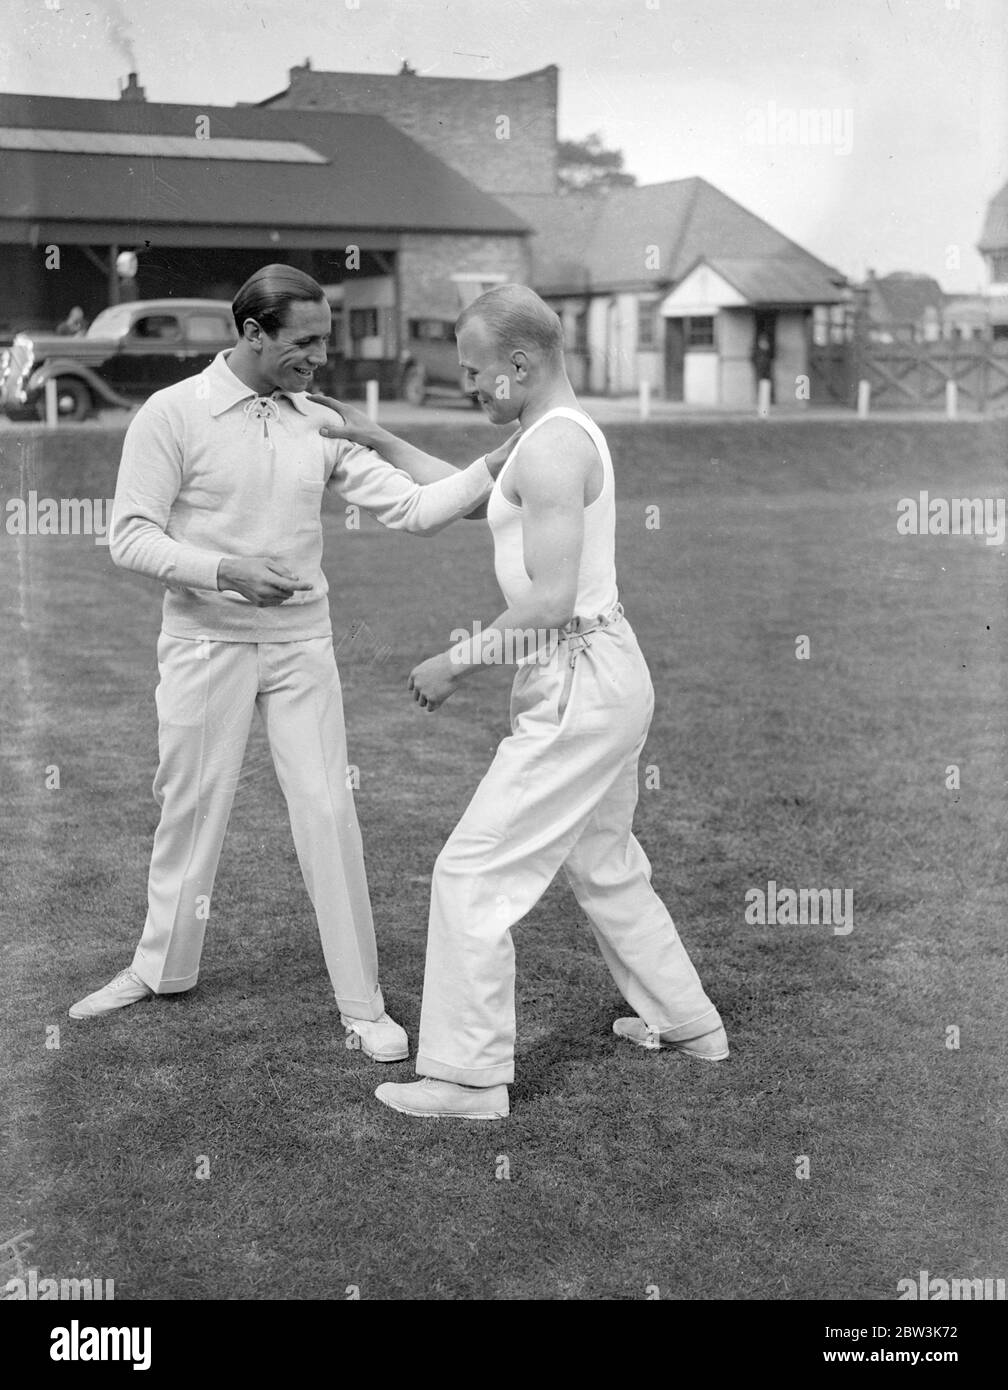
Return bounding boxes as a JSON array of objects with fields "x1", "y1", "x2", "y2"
[{"x1": 1, "y1": 417, "x2": 1005, "y2": 1300}]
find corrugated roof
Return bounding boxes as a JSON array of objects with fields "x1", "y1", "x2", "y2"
[
  {"x1": 507, "y1": 177, "x2": 845, "y2": 301},
  {"x1": 0, "y1": 127, "x2": 328, "y2": 162},
  {"x1": 0, "y1": 92, "x2": 527, "y2": 235}
]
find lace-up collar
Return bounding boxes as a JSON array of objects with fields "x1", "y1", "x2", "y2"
[
  {"x1": 203, "y1": 351, "x2": 313, "y2": 435},
  {"x1": 242, "y1": 394, "x2": 285, "y2": 448}
]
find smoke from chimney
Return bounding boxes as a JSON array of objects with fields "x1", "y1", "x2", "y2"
[{"x1": 104, "y1": 0, "x2": 138, "y2": 70}]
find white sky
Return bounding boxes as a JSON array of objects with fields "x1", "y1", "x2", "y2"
[{"x1": 5, "y1": 0, "x2": 1006, "y2": 292}]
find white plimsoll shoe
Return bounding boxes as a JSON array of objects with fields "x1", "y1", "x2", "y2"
[
  {"x1": 69, "y1": 967, "x2": 153, "y2": 1020},
  {"x1": 613, "y1": 1018, "x2": 730, "y2": 1061},
  {"x1": 340, "y1": 1011, "x2": 409, "y2": 1062},
  {"x1": 374, "y1": 1078, "x2": 510, "y2": 1120}
]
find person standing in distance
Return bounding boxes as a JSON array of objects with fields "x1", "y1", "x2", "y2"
[{"x1": 70, "y1": 265, "x2": 507, "y2": 1065}]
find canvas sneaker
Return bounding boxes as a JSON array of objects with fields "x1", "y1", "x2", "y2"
[
  {"x1": 613, "y1": 1017, "x2": 729, "y2": 1061},
  {"x1": 340, "y1": 1011, "x2": 409, "y2": 1062},
  {"x1": 69, "y1": 967, "x2": 153, "y2": 1020},
  {"x1": 374, "y1": 1077, "x2": 510, "y2": 1119}
]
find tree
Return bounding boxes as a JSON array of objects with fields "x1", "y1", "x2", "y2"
[{"x1": 557, "y1": 133, "x2": 637, "y2": 194}]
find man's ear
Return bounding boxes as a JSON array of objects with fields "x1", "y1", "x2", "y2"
[
  {"x1": 242, "y1": 318, "x2": 264, "y2": 351},
  {"x1": 511, "y1": 349, "x2": 530, "y2": 379}
]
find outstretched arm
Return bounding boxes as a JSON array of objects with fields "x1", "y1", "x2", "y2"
[{"x1": 308, "y1": 392, "x2": 519, "y2": 486}]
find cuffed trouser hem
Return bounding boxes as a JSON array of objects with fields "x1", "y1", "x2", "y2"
[
  {"x1": 336, "y1": 982, "x2": 386, "y2": 1023},
  {"x1": 131, "y1": 958, "x2": 197, "y2": 996},
  {"x1": 415, "y1": 1052, "x2": 513, "y2": 1088},
  {"x1": 649, "y1": 1007, "x2": 724, "y2": 1042}
]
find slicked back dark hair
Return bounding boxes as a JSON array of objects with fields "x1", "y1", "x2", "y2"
[{"x1": 232, "y1": 264, "x2": 327, "y2": 337}]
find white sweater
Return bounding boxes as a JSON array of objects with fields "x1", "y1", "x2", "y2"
[{"x1": 110, "y1": 351, "x2": 493, "y2": 642}]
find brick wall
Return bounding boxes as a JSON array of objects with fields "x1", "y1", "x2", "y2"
[
  {"x1": 262, "y1": 65, "x2": 558, "y2": 197},
  {"x1": 397, "y1": 233, "x2": 530, "y2": 327}
]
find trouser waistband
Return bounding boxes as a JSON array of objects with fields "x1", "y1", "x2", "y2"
[{"x1": 560, "y1": 602, "x2": 625, "y2": 667}]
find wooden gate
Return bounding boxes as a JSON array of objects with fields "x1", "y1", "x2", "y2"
[
  {"x1": 810, "y1": 340, "x2": 1008, "y2": 411},
  {"x1": 808, "y1": 342, "x2": 855, "y2": 405}
]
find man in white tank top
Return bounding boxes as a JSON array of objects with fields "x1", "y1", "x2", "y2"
[{"x1": 344, "y1": 286, "x2": 727, "y2": 1119}]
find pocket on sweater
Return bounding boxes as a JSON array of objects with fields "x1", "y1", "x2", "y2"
[{"x1": 294, "y1": 477, "x2": 326, "y2": 532}]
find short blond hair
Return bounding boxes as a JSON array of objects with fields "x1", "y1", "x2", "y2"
[{"x1": 456, "y1": 283, "x2": 564, "y2": 362}]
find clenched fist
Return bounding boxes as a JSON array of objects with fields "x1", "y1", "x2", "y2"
[{"x1": 408, "y1": 651, "x2": 464, "y2": 711}]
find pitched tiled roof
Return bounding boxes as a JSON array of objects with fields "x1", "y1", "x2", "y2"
[
  {"x1": 866, "y1": 273, "x2": 945, "y2": 326},
  {"x1": 506, "y1": 176, "x2": 846, "y2": 300},
  {"x1": 701, "y1": 256, "x2": 849, "y2": 304},
  {"x1": 0, "y1": 92, "x2": 527, "y2": 235},
  {"x1": 499, "y1": 193, "x2": 596, "y2": 291}
]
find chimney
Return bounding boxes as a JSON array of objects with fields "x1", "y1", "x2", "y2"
[{"x1": 120, "y1": 72, "x2": 146, "y2": 103}]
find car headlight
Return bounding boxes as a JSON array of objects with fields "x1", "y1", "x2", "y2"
[{"x1": 10, "y1": 333, "x2": 34, "y2": 403}]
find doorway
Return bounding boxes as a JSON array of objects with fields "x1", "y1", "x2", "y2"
[{"x1": 664, "y1": 317, "x2": 684, "y2": 400}]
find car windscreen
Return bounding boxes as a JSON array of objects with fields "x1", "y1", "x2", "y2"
[{"x1": 86, "y1": 307, "x2": 133, "y2": 340}]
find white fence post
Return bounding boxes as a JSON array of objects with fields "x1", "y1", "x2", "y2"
[
  {"x1": 638, "y1": 379, "x2": 651, "y2": 421},
  {"x1": 945, "y1": 380, "x2": 958, "y2": 419},
  {"x1": 365, "y1": 379, "x2": 379, "y2": 423},
  {"x1": 44, "y1": 378, "x2": 58, "y2": 429},
  {"x1": 856, "y1": 379, "x2": 871, "y2": 418},
  {"x1": 757, "y1": 378, "x2": 771, "y2": 418}
]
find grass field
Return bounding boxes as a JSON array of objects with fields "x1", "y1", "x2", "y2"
[{"x1": 1, "y1": 417, "x2": 1006, "y2": 1301}]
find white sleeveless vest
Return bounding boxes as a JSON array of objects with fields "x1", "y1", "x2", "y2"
[{"x1": 486, "y1": 406, "x2": 620, "y2": 619}]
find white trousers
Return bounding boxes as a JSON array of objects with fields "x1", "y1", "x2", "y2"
[
  {"x1": 130, "y1": 633, "x2": 384, "y2": 1020},
  {"x1": 415, "y1": 617, "x2": 724, "y2": 1086}
]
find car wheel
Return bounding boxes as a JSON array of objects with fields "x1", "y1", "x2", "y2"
[
  {"x1": 35, "y1": 377, "x2": 92, "y2": 423},
  {"x1": 401, "y1": 365, "x2": 426, "y2": 406}
]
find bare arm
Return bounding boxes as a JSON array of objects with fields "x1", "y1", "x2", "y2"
[{"x1": 408, "y1": 424, "x2": 592, "y2": 708}]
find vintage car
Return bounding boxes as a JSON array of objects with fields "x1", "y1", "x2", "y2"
[
  {"x1": 399, "y1": 317, "x2": 480, "y2": 407},
  {"x1": 0, "y1": 299, "x2": 238, "y2": 421}
]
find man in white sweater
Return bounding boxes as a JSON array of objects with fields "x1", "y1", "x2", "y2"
[{"x1": 69, "y1": 265, "x2": 503, "y2": 1064}]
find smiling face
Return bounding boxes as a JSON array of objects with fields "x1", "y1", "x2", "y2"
[
  {"x1": 457, "y1": 317, "x2": 525, "y2": 425},
  {"x1": 244, "y1": 297, "x2": 331, "y2": 395}
]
